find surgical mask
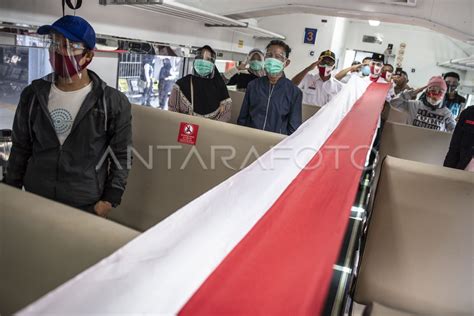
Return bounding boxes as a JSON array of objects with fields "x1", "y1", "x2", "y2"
[
  {"x1": 51, "y1": 51, "x2": 91, "y2": 80},
  {"x1": 264, "y1": 58, "x2": 284, "y2": 76},
  {"x1": 249, "y1": 60, "x2": 264, "y2": 71},
  {"x1": 318, "y1": 65, "x2": 333, "y2": 78},
  {"x1": 381, "y1": 71, "x2": 393, "y2": 82},
  {"x1": 361, "y1": 65, "x2": 370, "y2": 76},
  {"x1": 194, "y1": 59, "x2": 214, "y2": 77}
]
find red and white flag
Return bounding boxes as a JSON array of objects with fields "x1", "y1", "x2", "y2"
[{"x1": 20, "y1": 77, "x2": 390, "y2": 315}]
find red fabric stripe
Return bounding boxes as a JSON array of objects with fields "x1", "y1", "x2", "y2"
[{"x1": 179, "y1": 83, "x2": 390, "y2": 316}]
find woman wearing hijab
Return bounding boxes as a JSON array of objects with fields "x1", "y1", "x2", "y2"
[
  {"x1": 169, "y1": 45, "x2": 232, "y2": 122},
  {"x1": 225, "y1": 48, "x2": 265, "y2": 90}
]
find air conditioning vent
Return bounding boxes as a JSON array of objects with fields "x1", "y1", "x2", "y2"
[{"x1": 363, "y1": 35, "x2": 383, "y2": 44}]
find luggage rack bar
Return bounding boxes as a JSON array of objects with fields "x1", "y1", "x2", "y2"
[{"x1": 99, "y1": 0, "x2": 285, "y2": 40}]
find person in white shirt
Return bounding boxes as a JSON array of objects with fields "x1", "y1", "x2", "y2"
[
  {"x1": 335, "y1": 57, "x2": 371, "y2": 83},
  {"x1": 336, "y1": 61, "x2": 362, "y2": 84},
  {"x1": 291, "y1": 50, "x2": 343, "y2": 107},
  {"x1": 368, "y1": 53, "x2": 385, "y2": 82}
]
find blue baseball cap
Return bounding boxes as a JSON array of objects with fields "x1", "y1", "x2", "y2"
[{"x1": 37, "y1": 15, "x2": 96, "y2": 50}]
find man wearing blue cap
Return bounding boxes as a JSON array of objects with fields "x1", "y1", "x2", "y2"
[{"x1": 6, "y1": 15, "x2": 132, "y2": 217}]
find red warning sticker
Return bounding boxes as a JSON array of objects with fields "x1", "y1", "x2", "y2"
[{"x1": 177, "y1": 122, "x2": 200, "y2": 145}]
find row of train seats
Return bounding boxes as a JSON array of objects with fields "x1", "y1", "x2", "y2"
[
  {"x1": 227, "y1": 89, "x2": 321, "y2": 124},
  {"x1": 354, "y1": 156, "x2": 473, "y2": 315},
  {"x1": 0, "y1": 184, "x2": 141, "y2": 315},
  {"x1": 0, "y1": 104, "x2": 284, "y2": 314},
  {"x1": 386, "y1": 105, "x2": 409, "y2": 125},
  {"x1": 357, "y1": 103, "x2": 472, "y2": 314},
  {"x1": 367, "y1": 110, "x2": 453, "y2": 212},
  {"x1": 379, "y1": 120, "x2": 452, "y2": 166},
  {"x1": 110, "y1": 105, "x2": 284, "y2": 231}
]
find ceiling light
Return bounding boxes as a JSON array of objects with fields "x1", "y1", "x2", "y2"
[{"x1": 368, "y1": 20, "x2": 381, "y2": 26}]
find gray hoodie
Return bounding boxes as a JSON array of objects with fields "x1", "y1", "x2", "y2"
[{"x1": 390, "y1": 90, "x2": 456, "y2": 132}]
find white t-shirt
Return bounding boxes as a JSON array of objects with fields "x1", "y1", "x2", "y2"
[
  {"x1": 48, "y1": 82, "x2": 93, "y2": 145},
  {"x1": 298, "y1": 73, "x2": 343, "y2": 106},
  {"x1": 340, "y1": 72, "x2": 361, "y2": 84}
]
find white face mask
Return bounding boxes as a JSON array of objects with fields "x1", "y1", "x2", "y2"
[{"x1": 427, "y1": 96, "x2": 443, "y2": 107}]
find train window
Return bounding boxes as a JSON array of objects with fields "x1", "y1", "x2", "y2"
[
  {"x1": 117, "y1": 53, "x2": 184, "y2": 109},
  {"x1": 214, "y1": 59, "x2": 236, "y2": 74},
  {"x1": 0, "y1": 45, "x2": 51, "y2": 130}
]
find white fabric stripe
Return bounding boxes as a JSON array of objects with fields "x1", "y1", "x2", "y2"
[{"x1": 19, "y1": 77, "x2": 371, "y2": 315}]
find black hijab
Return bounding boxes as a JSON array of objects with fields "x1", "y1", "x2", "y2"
[{"x1": 176, "y1": 46, "x2": 229, "y2": 115}]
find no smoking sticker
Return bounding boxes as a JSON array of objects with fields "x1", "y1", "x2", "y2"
[{"x1": 177, "y1": 122, "x2": 200, "y2": 145}]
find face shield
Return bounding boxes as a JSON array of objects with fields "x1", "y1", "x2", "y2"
[
  {"x1": 381, "y1": 68, "x2": 393, "y2": 82},
  {"x1": 193, "y1": 47, "x2": 216, "y2": 78},
  {"x1": 426, "y1": 86, "x2": 446, "y2": 108},
  {"x1": 46, "y1": 33, "x2": 92, "y2": 83},
  {"x1": 247, "y1": 50, "x2": 265, "y2": 77},
  {"x1": 445, "y1": 78, "x2": 459, "y2": 94},
  {"x1": 369, "y1": 61, "x2": 383, "y2": 77},
  {"x1": 264, "y1": 50, "x2": 287, "y2": 77},
  {"x1": 318, "y1": 57, "x2": 336, "y2": 78}
]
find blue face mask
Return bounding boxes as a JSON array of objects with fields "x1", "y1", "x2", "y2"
[
  {"x1": 194, "y1": 59, "x2": 214, "y2": 77},
  {"x1": 361, "y1": 65, "x2": 371, "y2": 76},
  {"x1": 264, "y1": 58, "x2": 284, "y2": 76}
]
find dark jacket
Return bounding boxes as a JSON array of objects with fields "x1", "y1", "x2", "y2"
[
  {"x1": 444, "y1": 106, "x2": 474, "y2": 170},
  {"x1": 6, "y1": 70, "x2": 132, "y2": 209},
  {"x1": 237, "y1": 76, "x2": 302, "y2": 135},
  {"x1": 227, "y1": 73, "x2": 259, "y2": 90}
]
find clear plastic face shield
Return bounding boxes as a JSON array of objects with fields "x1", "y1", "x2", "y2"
[
  {"x1": 426, "y1": 86, "x2": 446, "y2": 107},
  {"x1": 369, "y1": 61, "x2": 384, "y2": 77},
  {"x1": 444, "y1": 77, "x2": 459, "y2": 94},
  {"x1": 264, "y1": 47, "x2": 288, "y2": 77},
  {"x1": 247, "y1": 50, "x2": 265, "y2": 77},
  {"x1": 381, "y1": 66, "x2": 394, "y2": 82},
  {"x1": 318, "y1": 56, "x2": 336, "y2": 78},
  {"x1": 45, "y1": 33, "x2": 92, "y2": 83},
  {"x1": 194, "y1": 48, "x2": 216, "y2": 78},
  {"x1": 393, "y1": 72, "x2": 407, "y2": 85}
]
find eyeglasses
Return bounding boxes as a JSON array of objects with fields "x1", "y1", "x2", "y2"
[{"x1": 265, "y1": 52, "x2": 286, "y2": 62}]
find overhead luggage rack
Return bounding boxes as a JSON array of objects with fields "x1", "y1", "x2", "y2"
[
  {"x1": 99, "y1": 0, "x2": 285, "y2": 39},
  {"x1": 437, "y1": 55, "x2": 474, "y2": 71}
]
